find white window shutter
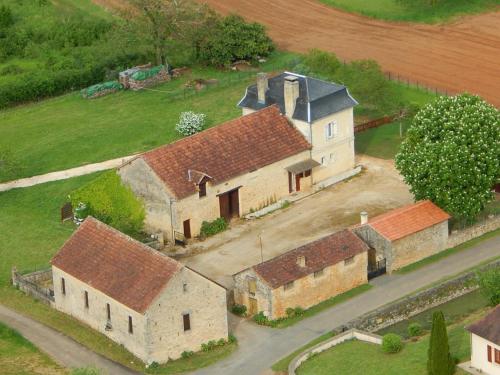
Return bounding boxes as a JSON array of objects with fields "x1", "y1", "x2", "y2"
[
  {"x1": 325, "y1": 123, "x2": 329, "y2": 140},
  {"x1": 333, "y1": 121, "x2": 338, "y2": 136}
]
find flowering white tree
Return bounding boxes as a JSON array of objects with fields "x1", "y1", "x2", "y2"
[
  {"x1": 395, "y1": 94, "x2": 499, "y2": 221},
  {"x1": 175, "y1": 111, "x2": 206, "y2": 136}
]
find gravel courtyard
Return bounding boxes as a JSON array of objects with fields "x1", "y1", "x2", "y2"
[{"x1": 181, "y1": 155, "x2": 413, "y2": 288}]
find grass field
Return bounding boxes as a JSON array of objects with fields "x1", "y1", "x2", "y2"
[
  {"x1": 0, "y1": 321, "x2": 66, "y2": 375},
  {"x1": 295, "y1": 307, "x2": 491, "y2": 374},
  {"x1": 319, "y1": 0, "x2": 499, "y2": 23}
]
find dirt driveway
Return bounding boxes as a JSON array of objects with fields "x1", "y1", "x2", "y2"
[
  {"x1": 182, "y1": 155, "x2": 413, "y2": 288},
  {"x1": 202, "y1": 0, "x2": 500, "y2": 107}
]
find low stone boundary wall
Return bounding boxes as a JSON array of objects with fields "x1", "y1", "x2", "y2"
[
  {"x1": 344, "y1": 260, "x2": 499, "y2": 333},
  {"x1": 313, "y1": 165, "x2": 362, "y2": 192},
  {"x1": 288, "y1": 329, "x2": 382, "y2": 375},
  {"x1": 11, "y1": 267, "x2": 54, "y2": 305},
  {"x1": 447, "y1": 215, "x2": 500, "y2": 249}
]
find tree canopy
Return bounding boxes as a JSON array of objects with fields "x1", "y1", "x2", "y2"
[
  {"x1": 395, "y1": 94, "x2": 499, "y2": 221},
  {"x1": 427, "y1": 311, "x2": 455, "y2": 375}
]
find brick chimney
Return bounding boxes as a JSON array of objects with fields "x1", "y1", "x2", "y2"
[
  {"x1": 296, "y1": 255, "x2": 306, "y2": 268},
  {"x1": 257, "y1": 72, "x2": 268, "y2": 104},
  {"x1": 360, "y1": 211, "x2": 368, "y2": 225},
  {"x1": 284, "y1": 75, "x2": 299, "y2": 118}
]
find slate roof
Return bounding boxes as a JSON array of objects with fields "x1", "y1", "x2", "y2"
[
  {"x1": 467, "y1": 306, "x2": 500, "y2": 345},
  {"x1": 238, "y1": 72, "x2": 358, "y2": 122},
  {"x1": 252, "y1": 230, "x2": 369, "y2": 289},
  {"x1": 51, "y1": 217, "x2": 182, "y2": 314},
  {"x1": 366, "y1": 200, "x2": 450, "y2": 241},
  {"x1": 139, "y1": 105, "x2": 311, "y2": 199}
]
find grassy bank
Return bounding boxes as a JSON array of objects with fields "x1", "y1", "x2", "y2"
[
  {"x1": 0, "y1": 321, "x2": 67, "y2": 375},
  {"x1": 318, "y1": 0, "x2": 499, "y2": 23}
]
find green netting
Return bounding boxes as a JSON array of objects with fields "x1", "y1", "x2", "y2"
[
  {"x1": 81, "y1": 81, "x2": 123, "y2": 98},
  {"x1": 130, "y1": 65, "x2": 165, "y2": 81}
]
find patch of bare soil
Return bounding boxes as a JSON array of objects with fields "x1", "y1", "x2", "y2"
[{"x1": 201, "y1": 0, "x2": 500, "y2": 107}]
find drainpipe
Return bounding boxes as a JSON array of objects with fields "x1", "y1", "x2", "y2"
[
  {"x1": 308, "y1": 102, "x2": 314, "y2": 185},
  {"x1": 169, "y1": 198, "x2": 175, "y2": 244}
]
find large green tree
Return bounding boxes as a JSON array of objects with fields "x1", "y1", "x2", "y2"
[
  {"x1": 395, "y1": 94, "x2": 499, "y2": 221},
  {"x1": 427, "y1": 311, "x2": 455, "y2": 375}
]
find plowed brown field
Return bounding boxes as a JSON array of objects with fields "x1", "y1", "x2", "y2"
[{"x1": 203, "y1": 0, "x2": 500, "y2": 106}]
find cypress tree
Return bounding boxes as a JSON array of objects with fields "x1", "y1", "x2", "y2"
[{"x1": 427, "y1": 311, "x2": 455, "y2": 375}]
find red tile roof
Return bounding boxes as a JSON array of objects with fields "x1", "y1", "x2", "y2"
[
  {"x1": 51, "y1": 217, "x2": 182, "y2": 314},
  {"x1": 367, "y1": 200, "x2": 450, "y2": 241},
  {"x1": 139, "y1": 105, "x2": 311, "y2": 199},
  {"x1": 252, "y1": 230, "x2": 369, "y2": 289},
  {"x1": 467, "y1": 306, "x2": 500, "y2": 345}
]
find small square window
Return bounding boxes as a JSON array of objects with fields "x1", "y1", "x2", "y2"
[
  {"x1": 314, "y1": 269, "x2": 324, "y2": 278},
  {"x1": 128, "y1": 316, "x2": 133, "y2": 334},
  {"x1": 199, "y1": 182, "x2": 207, "y2": 198},
  {"x1": 84, "y1": 291, "x2": 89, "y2": 309},
  {"x1": 344, "y1": 256, "x2": 355, "y2": 266},
  {"x1": 284, "y1": 281, "x2": 294, "y2": 291},
  {"x1": 61, "y1": 278, "x2": 66, "y2": 295}
]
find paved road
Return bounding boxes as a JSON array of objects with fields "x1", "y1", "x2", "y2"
[
  {"x1": 0, "y1": 305, "x2": 139, "y2": 375},
  {"x1": 0, "y1": 155, "x2": 136, "y2": 192},
  {"x1": 194, "y1": 234, "x2": 500, "y2": 375}
]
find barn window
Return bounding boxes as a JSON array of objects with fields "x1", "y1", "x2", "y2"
[
  {"x1": 61, "y1": 278, "x2": 66, "y2": 295},
  {"x1": 248, "y1": 279, "x2": 257, "y2": 296},
  {"x1": 106, "y1": 303, "x2": 111, "y2": 322},
  {"x1": 284, "y1": 281, "x2": 294, "y2": 291},
  {"x1": 183, "y1": 313, "x2": 191, "y2": 331},
  {"x1": 344, "y1": 256, "x2": 355, "y2": 266},
  {"x1": 199, "y1": 181, "x2": 207, "y2": 198},
  {"x1": 495, "y1": 348, "x2": 500, "y2": 364},
  {"x1": 84, "y1": 291, "x2": 89, "y2": 309},
  {"x1": 128, "y1": 316, "x2": 133, "y2": 334},
  {"x1": 325, "y1": 121, "x2": 337, "y2": 140}
]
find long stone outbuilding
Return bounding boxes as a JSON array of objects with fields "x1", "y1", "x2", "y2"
[{"x1": 51, "y1": 217, "x2": 228, "y2": 364}]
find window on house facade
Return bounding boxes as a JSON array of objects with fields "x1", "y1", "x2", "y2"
[
  {"x1": 284, "y1": 281, "x2": 294, "y2": 291},
  {"x1": 321, "y1": 156, "x2": 326, "y2": 166},
  {"x1": 183, "y1": 282, "x2": 188, "y2": 293},
  {"x1": 325, "y1": 121, "x2": 337, "y2": 140},
  {"x1": 84, "y1": 291, "x2": 89, "y2": 309},
  {"x1": 183, "y1": 313, "x2": 191, "y2": 331},
  {"x1": 344, "y1": 256, "x2": 355, "y2": 266},
  {"x1": 314, "y1": 269, "x2": 324, "y2": 278},
  {"x1": 61, "y1": 278, "x2": 66, "y2": 295},
  {"x1": 495, "y1": 348, "x2": 500, "y2": 364},
  {"x1": 199, "y1": 181, "x2": 207, "y2": 198},
  {"x1": 304, "y1": 169, "x2": 311, "y2": 177},
  {"x1": 248, "y1": 279, "x2": 257, "y2": 296},
  {"x1": 106, "y1": 303, "x2": 111, "y2": 322},
  {"x1": 128, "y1": 316, "x2": 133, "y2": 334}
]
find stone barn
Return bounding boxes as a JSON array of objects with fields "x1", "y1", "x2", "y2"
[
  {"x1": 51, "y1": 217, "x2": 228, "y2": 364},
  {"x1": 353, "y1": 200, "x2": 450, "y2": 275},
  {"x1": 233, "y1": 229, "x2": 369, "y2": 320}
]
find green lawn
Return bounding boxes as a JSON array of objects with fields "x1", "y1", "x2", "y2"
[
  {"x1": 296, "y1": 308, "x2": 490, "y2": 374},
  {"x1": 319, "y1": 0, "x2": 499, "y2": 23},
  {"x1": 355, "y1": 120, "x2": 409, "y2": 159},
  {"x1": 0, "y1": 321, "x2": 66, "y2": 375}
]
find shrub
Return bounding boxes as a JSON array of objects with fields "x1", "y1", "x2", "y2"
[
  {"x1": 69, "y1": 171, "x2": 145, "y2": 236},
  {"x1": 294, "y1": 307, "x2": 305, "y2": 316},
  {"x1": 200, "y1": 217, "x2": 228, "y2": 237},
  {"x1": 181, "y1": 350, "x2": 194, "y2": 359},
  {"x1": 477, "y1": 268, "x2": 500, "y2": 306},
  {"x1": 253, "y1": 311, "x2": 270, "y2": 326},
  {"x1": 382, "y1": 333, "x2": 403, "y2": 353},
  {"x1": 228, "y1": 334, "x2": 237, "y2": 344},
  {"x1": 175, "y1": 111, "x2": 206, "y2": 136},
  {"x1": 428, "y1": 311, "x2": 455, "y2": 375},
  {"x1": 285, "y1": 306, "x2": 305, "y2": 318},
  {"x1": 231, "y1": 304, "x2": 247, "y2": 317},
  {"x1": 303, "y1": 49, "x2": 341, "y2": 78},
  {"x1": 408, "y1": 322, "x2": 423, "y2": 337},
  {"x1": 148, "y1": 361, "x2": 159, "y2": 369},
  {"x1": 195, "y1": 14, "x2": 274, "y2": 66}
]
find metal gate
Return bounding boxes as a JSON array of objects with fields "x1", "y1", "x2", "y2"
[{"x1": 368, "y1": 259, "x2": 386, "y2": 280}]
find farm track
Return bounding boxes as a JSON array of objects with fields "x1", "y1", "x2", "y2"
[{"x1": 200, "y1": 0, "x2": 500, "y2": 106}]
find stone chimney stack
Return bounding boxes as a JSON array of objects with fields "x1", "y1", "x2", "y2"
[
  {"x1": 360, "y1": 211, "x2": 368, "y2": 225},
  {"x1": 284, "y1": 75, "x2": 299, "y2": 118},
  {"x1": 296, "y1": 255, "x2": 306, "y2": 268},
  {"x1": 257, "y1": 72, "x2": 268, "y2": 104}
]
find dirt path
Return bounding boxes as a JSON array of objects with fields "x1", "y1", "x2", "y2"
[
  {"x1": 0, "y1": 155, "x2": 135, "y2": 192},
  {"x1": 202, "y1": 0, "x2": 500, "y2": 106},
  {"x1": 182, "y1": 155, "x2": 413, "y2": 288}
]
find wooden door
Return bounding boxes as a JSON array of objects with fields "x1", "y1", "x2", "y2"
[
  {"x1": 288, "y1": 172, "x2": 293, "y2": 193},
  {"x1": 229, "y1": 189, "x2": 239, "y2": 218},
  {"x1": 248, "y1": 297, "x2": 258, "y2": 316},
  {"x1": 219, "y1": 193, "x2": 231, "y2": 221},
  {"x1": 295, "y1": 173, "x2": 303, "y2": 191},
  {"x1": 183, "y1": 219, "x2": 191, "y2": 239}
]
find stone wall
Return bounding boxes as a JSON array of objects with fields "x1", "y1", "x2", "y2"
[
  {"x1": 447, "y1": 215, "x2": 500, "y2": 249},
  {"x1": 11, "y1": 267, "x2": 54, "y2": 305},
  {"x1": 343, "y1": 260, "x2": 499, "y2": 333}
]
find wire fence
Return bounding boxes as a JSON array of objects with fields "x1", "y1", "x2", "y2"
[{"x1": 383, "y1": 70, "x2": 451, "y2": 97}]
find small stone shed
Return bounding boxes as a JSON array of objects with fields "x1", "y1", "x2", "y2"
[
  {"x1": 353, "y1": 200, "x2": 450, "y2": 274},
  {"x1": 51, "y1": 217, "x2": 228, "y2": 364},
  {"x1": 233, "y1": 229, "x2": 369, "y2": 320}
]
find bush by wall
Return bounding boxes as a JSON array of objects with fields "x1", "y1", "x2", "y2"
[
  {"x1": 382, "y1": 333, "x2": 403, "y2": 353},
  {"x1": 200, "y1": 217, "x2": 227, "y2": 238},
  {"x1": 70, "y1": 171, "x2": 145, "y2": 237},
  {"x1": 231, "y1": 304, "x2": 247, "y2": 317},
  {"x1": 407, "y1": 322, "x2": 423, "y2": 337}
]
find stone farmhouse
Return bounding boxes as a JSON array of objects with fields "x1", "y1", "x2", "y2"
[
  {"x1": 233, "y1": 229, "x2": 369, "y2": 319},
  {"x1": 353, "y1": 200, "x2": 450, "y2": 274},
  {"x1": 118, "y1": 72, "x2": 358, "y2": 242},
  {"x1": 51, "y1": 217, "x2": 228, "y2": 364},
  {"x1": 466, "y1": 306, "x2": 500, "y2": 375}
]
